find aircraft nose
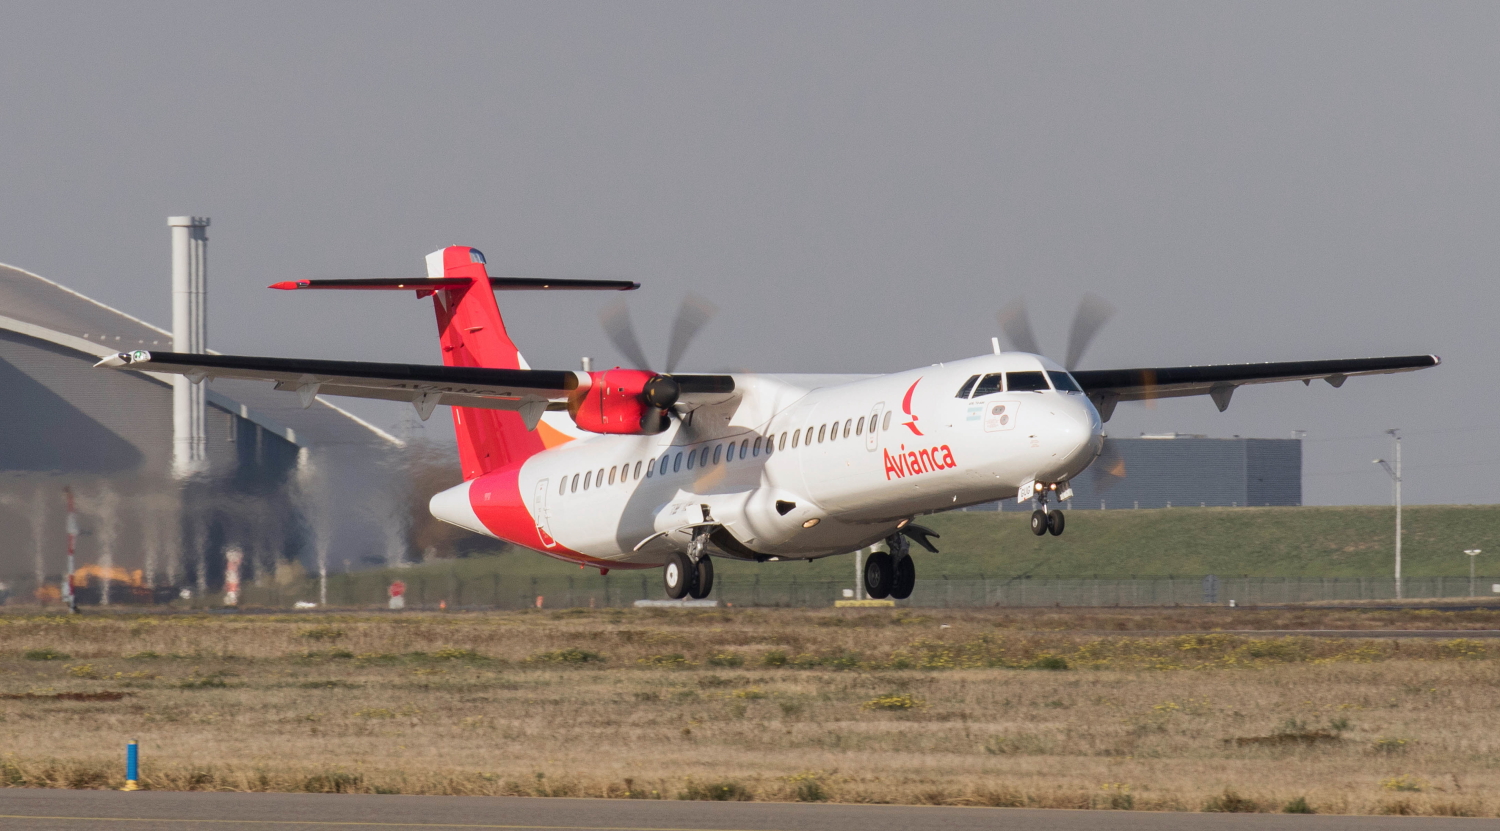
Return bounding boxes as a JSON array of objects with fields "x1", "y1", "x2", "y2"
[{"x1": 1051, "y1": 396, "x2": 1103, "y2": 477}]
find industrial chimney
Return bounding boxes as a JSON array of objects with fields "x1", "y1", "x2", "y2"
[{"x1": 169, "y1": 216, "x2": 209, "y2": 477}]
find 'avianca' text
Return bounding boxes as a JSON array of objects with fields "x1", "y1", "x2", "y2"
[{"x1": 883, "y1": 443, "x2": 957, "y2": 480}]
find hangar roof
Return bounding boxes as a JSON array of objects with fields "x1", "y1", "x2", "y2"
[{"x1": 0, "y1": 262, "x2": 400, "y2": 449}]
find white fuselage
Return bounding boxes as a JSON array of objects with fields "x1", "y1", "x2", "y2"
[{"x1": 433, "y1": 352, "x2": 1103, "y2": 565}]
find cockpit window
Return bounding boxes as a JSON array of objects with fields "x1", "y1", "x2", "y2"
[
  {"x1": 955, "y1": 375, "x2": 980, "y2": 398},
  {"x1": 1047, "y1": 371, "x2": 1082, "y2": 392},
  {"x1": 1006, "y1": 371, "x2": 1050, "y2": 392},
  {"x1": 971, "y1": 373, "x2": 1003, "y2": 397},
  {"x1": 468, "y1": 249, "x2": 487, "y2": 264}
]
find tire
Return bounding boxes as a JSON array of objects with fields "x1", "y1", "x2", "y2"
[
  {"x1": 1047, "y1": 510, "x2": 1065, "y2": 536},
  {"x1": 690, "y1": 556, "x2": 715, "y2": 599},
  {"x1": 864, "y1": 551, "x2": 894, "y2": 599},
  {"x1": 891, "y1": 553, "x2": 916, "y2": 600},
  {"x1": 1030, "y1": 510, "x2": 1048, "y2": 536},
  {"x1": 663, "y1": 551, "x2": 696, "y2": 600}
]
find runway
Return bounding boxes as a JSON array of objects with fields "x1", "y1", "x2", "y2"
[{"x1": 0, "y1": 790, "x2": 1487, "y2": 830}]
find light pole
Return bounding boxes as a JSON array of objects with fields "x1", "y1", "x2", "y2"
[
  {"x1": 1373, "y1": 429, "x2": 1402, "y2": 600},
  {"x1": 1466, "y1": 549, "x2": 1482, "y2": 597}
]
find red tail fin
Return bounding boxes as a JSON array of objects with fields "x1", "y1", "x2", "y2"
[{"x1": 426, "y1": 246, "x2": 545, "y2": 480}]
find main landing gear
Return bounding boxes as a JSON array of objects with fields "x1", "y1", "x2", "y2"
[
  {"x1": 1029, "y1": 484, "x2": 1067, "y2": 537},
  {"x1": 664, "y1": 530, "x2": 715, "y2": 600},
  {"x1": 863, "y1": 533, "x2": 916, "y2": 601}
]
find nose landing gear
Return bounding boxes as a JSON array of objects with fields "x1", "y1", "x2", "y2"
[{"x1": 1027, "y1": 481, "x2": 1071, "y2": 537}]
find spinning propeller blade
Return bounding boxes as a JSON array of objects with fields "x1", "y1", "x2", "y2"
[
  {"x1": 600, "y1": 300, "x2": 655, "y2": 372},
  {"x1": 996, "y1": 299, "x2": 1041, "y2": 355},
  {"x1": 1064, "y1": 293, "x2": 1116, "y2": 371},
  {"x1": 996, "y1": 294, "x2": 1114, "y2": 369},
  {"x1": 665, "y1": 293, "x2": 718, "y2": 374}
]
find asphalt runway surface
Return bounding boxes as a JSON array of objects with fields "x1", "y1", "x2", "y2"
[{"x1": 0, "y1": 790, "x2": 1489, "y2": 830}]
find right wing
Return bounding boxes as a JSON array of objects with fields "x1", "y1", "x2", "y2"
[{"x1": 1071, "y1": 354, "x2": 1439, "y2": 420}]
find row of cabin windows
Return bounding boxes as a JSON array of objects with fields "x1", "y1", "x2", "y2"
[
  {"x1": 954, "y1": 370, "x2": 1082, "y2": 398},
  {"x1": 558, "y1": 407, "x2": 898, "y2": 496}
]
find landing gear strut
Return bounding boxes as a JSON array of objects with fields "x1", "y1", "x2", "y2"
[
  {"x1": 863, "y1": 533, "x2": 916, "y2": 601},
  {"x1": 664, "y1": 529, "x2": 715, "y2": 600},
  {"x1": 1029, "y1": 485, "x2": 1067, "y2": 537}
]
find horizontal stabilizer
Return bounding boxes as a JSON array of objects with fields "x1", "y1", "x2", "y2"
[{"x1": 270, "y1": 277, "x2": 640, "y2": 291}]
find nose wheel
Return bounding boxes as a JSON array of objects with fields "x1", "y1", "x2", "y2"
[{"x1": 1028, "y1": 484, "x2": 1067, "y2": 537}]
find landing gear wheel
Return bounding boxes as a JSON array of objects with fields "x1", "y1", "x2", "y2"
[
  {"x1": 1047, "y1": 510, "x2": 1065, "y2": 536},
  {"x1": 690, "y1": 556, "x2": 714, "y2": 599},
  {"x1": 1030, "y1": 510, "x2": 1048, "y2": 536},
  {"x1": 663, "y1": 551, "x2": 697, "y2": 600},
  {"x1": 864, "y1": 551, "x2": 894, "y2": 599},
  {"x1": 890, "y1": 553, "x2": 916, "y2": 600}
]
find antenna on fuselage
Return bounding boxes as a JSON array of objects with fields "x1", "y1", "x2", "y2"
[{"x1": 991, "y1": 337, "x2": 1001, "y2": 355}]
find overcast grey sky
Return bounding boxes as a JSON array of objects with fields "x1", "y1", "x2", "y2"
[{"x1": 1, "y1": 2, "x2": 1495, "y2": 506}]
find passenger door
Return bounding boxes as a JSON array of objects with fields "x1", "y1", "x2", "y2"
[{"x1": 533, "y1": 479, "x2": 556, "y2": 548}]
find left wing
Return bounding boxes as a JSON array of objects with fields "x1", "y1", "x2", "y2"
[
  {"x1": 96, "y1": 350, "x2": 584, "y2": 425},
  {"x1": 1072, "y1": 354, "x2": 1439, "y2": 420},
  {"x1": 97, "y1": 350, "x2": 737, "y2": 428}
]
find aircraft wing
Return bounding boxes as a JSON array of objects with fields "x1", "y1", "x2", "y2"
[
  {"x1": 95, "y1": 350, "x2": 734, "y2": 426},
  {"x1": 1071, "y1": 354, "x2": 1438, "y2": 419}
]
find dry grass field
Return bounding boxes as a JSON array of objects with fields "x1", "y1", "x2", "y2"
[{"x1": 2, "y1": 606, "x2": 1498, "y2": 816}]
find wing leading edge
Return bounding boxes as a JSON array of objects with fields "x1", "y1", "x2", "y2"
[{"x1": 1071, "y1": 354, "x2": 1439, "y2": 420}]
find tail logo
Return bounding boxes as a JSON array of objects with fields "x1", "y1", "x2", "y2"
[{"x1": 900, "y1": 378, "x2": 923, "y2": 436}]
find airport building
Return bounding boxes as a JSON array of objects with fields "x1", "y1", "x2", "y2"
[
  {"x1": 978, "y1": 433, "x2": 1302, "y2": 511},
  {"x1": 0, "y1": 219, "x2": 417, "y2": 602}
]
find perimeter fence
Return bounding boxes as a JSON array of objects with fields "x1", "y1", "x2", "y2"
[
  {"x1": 6, "y1": 572, "x2": 1492, "y2": 611},
  {"x1": 2, "y1": 570, "x2": 1500, "y2": 609}
]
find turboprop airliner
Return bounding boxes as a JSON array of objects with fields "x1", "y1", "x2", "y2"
[{"x1": 98, "y1": 246, "x2": 1438, "y2": 600}]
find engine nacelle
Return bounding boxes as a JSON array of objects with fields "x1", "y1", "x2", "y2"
[{"x1": 569, "y1": 368, "x2": 673, "y2": 435}]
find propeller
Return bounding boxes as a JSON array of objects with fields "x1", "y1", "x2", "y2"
[
  {"x1": 1088, "y1": 438, "x2": 1129, "y2": 492},
  {"x1": 996, "y1": 293, "x2": 1116, "y2": 370},
  {"x1": 600, "y1": 293, "x2": 719, "y2": 374},
  {"x1": 599, "y1": 293, "x2": 720, "y2": 434}
]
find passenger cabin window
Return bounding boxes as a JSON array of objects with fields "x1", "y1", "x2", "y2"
[
  {"x1": 686, "y1": 450, "x2": 696, "y2": 470},
  {"x1": 633, "y1": 461, "x2": 642, "y2": 479},
  {"x1": 673, "y1": 453, "x2": 683, "y2": 472},
  {"x1": 559, "y1": 478, "x2": 566, "y2": 496},
  {"x1": 955, "y1": 375, "x2": 980, "y2": 398},
  {"x1": 583, "y1": 471, "x2": 592, "y2": 490},
  {"x1": 971, "y1": 373, "x2": 1003, "y2": 397},
  {"x1": 699, "y1": 447, "x2": 711, "y2": 467},
  {"x1": 844, "y1": 419, "x2": 853, "y2": 438},
  {"x1": 882, "y1": 411, "x2": 892, "y2": 431},
  {"x1": 751, "y1": 438, "x2": 760, "y2": 457},
  {"x1": 1048, "y1": 371, "x2": 1082, "y2": 392},
  {"x1": 856, "y1": 416, "x2": 865, "y2": 435},
  {"x1": 1006, "y1": 371, "x2": 1050, "y2": 392},
  {"x1": 817, "y1": 425, "x2": 827, "y2": 443},
  {"x1": 779, "y1": 432, "x2": 787, "y2": 450},
  {"x1": 712, "y1": 445, "x2": 722, "y2": 464},
  {"x1": 791, "y1": 430, "x2": 800, "y2": 448},
  {"x1": 608, "y1": 466, "x2": 617, "y2": 485}
]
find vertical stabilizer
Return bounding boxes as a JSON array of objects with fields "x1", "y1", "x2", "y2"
[{"x1": 427, "y1": 246, "x2": 545, "y2": 479}]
